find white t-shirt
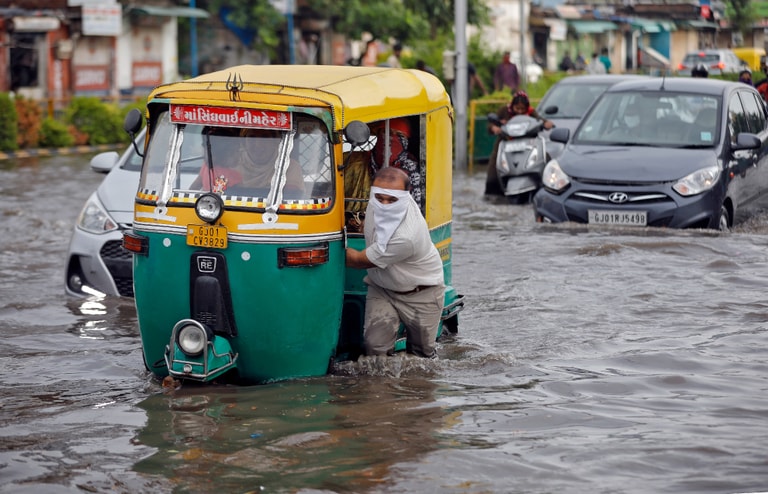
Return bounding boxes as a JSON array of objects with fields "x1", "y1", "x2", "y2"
[
  {"x1": 363, "y1": 197, "x2": 444, "y2": 292},
  {"x1": 386, "y1": 54, "x2": 402, "y2": 69}
]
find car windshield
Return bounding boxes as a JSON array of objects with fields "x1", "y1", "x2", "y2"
[
  {"x1": 538, "y1": 82, "x2": 614, "y2": 118},
  {"x1": 573, "y1": 91, "x2": 720, "y2": 148},
  {"x1": 139, "y1": 110, "x2": 333, "y2": 210}
]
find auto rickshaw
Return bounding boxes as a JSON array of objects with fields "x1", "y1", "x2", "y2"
[{"x1": 122, "y1": 64, "x2": 464, "y2": 384}]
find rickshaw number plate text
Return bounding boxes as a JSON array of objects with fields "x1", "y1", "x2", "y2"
[
  {"x1": 187, "y1": 225, "x2": 228, "y2": 249},
  {"x1": 588, "y1": 210, "x2": 647, "y2": 226}
]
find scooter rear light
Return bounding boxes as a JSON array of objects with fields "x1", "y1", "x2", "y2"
[
  {"x1": 123, "y1": 230, "x2": 148, "y2": 255},
  {"x1": 278, "y1": 243, "x2": 329, "y2": 268}
]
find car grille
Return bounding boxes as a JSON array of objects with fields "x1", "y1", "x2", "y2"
[
  {"x1": 567, "y1": 190, "x2": 676, "y2": 227},
  {"x1": 100, "y1": 239, "x2": 134, "y2": 297},
  {"x1": 572, "y1": 190, "x2": 669, "y2": 204}
]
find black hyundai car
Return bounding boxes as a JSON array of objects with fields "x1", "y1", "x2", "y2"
[{"x1": 533, "y1": 77, "x2": 768, "y2": 231}]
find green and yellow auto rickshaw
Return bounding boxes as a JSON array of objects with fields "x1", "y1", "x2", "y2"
[{"x1": 122, "y1": 64, "x2": 464, "y2": 384}]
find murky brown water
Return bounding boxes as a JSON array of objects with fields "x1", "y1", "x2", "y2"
[{"x1": 2, "y1": 155, "x2": 768, "y2": 493}]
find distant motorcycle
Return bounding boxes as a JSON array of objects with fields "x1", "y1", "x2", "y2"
[{"x1": 485, "y1": 113, "x2": 549, "y2": 204}]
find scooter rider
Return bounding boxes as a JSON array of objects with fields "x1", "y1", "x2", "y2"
[
  {"x1": 488, "y1": 91, "x2": 554, "y2": 137},
  {"x1": 691, "y1": 63, "x2": 709, "y2": 78},
  {"x1": 485, "y1": 91, "x2": 553, "y2": 195}
]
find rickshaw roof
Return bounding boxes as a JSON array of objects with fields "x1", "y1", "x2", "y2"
[{"x1": 146, "y1": 64, "x2": 452, "y2": 129}]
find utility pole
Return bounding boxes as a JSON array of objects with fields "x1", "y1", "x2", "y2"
[
  {"x1": 191, "y1": 0, "x2": 198, "y2": 76},
  {"x1": 519, "y1": 0, "x2": 526, "y2": 89},
  {"x1": 454, "y1": 0, "x2": 468, "y2": 170}
]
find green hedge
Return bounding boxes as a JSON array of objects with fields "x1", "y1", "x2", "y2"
[
  {"x1": 0, "y1": 93, "x2": 18, "y2": 151},
  {"x1": 0, "y1": 93, "x2": 147, "y2": 151}
]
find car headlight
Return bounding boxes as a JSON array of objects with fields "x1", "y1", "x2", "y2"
[
  {"x1": 541, "y1": 160, "x2": 570, "y2": 192},
  {"x1": 76, "y1": 194, "x2": 118, "y2": 234},
  {"x1": 672, "y1": 165, "x2": 721, "y2": 196}
]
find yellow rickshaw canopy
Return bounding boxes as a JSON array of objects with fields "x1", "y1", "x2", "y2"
[{"x1": 147, "y1": 65, "x2": 452, "y2": 130}]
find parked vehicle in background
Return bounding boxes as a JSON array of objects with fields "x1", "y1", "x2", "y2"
[
  {"x1": 65, "y1": 128, "x2": 200, "y2": 297},
  {"x1": 533, "y1": 78, "x2": 768, "y2": 231},
  {"x1": 536, "y1": 74, "x2": 647, "y2": 159},
  {"x1": 677, "y1": 49, "x2": 748, "y2": 76},
  {"x1": 65, "y1": 130, "x2": 145, "y2": 298},
  {"x1": 732, "y1": 47, "x2": 767, "y2": 74}
]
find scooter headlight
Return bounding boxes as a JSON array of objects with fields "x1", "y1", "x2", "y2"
[
  {"x1": 525, "y1": 147, "x2": 540, "y2": 169},
  {"x1": 174, "y1": 320, "x2": 213, "y2": 357},
  {"x1": 498, "y1": 151, "x2": 510, "y2": 174},
  {"x1": 195, "y1": 193, "x2": 224, "y2": 224}
]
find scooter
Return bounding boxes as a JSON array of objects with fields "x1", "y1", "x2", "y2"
[{"x1": 485, "y1": 113, "x2": 549, "y2": 204}]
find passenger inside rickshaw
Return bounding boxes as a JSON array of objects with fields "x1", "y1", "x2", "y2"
[
  {"x1": 344, "y1": 116, "x2": 422, "y2": 233},
  {"x1": 190, "y1": 127, "x2": 306, "y2": 198}
]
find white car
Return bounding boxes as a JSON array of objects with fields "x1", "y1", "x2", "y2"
[
  {"x1": 65, "y1": 129, "x2": 146, "y2": 297},
  {"x1": 677, "y1": 49, "x2": 749, "y2": 76}
]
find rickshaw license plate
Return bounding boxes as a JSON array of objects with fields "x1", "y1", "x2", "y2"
[
  {"x1": 588, "y1": 210, "x2": 647, "y2": 226},
  {"x1": 187, "y1": 224, "x2": 228, "y2": 249}
]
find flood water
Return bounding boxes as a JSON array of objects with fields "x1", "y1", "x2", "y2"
[{"x1": 2, "y1": 154, "x2": 768, "y2": 494}]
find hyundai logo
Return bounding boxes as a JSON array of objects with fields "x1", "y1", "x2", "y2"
[{"x1": 608, "y1": 192, "x2": 629, "y2": 204}]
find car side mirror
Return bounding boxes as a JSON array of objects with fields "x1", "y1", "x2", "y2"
[
  {"x1": 732, "y1": 133, "x2": 760, "y2": 151},
  {"x1": 549, "y1": 127, "x2": 570, "y2": 143}
]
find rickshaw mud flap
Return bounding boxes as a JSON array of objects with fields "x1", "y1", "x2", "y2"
[{"x1": 190, "y1": 252, "x2": 237, "y2": 337}]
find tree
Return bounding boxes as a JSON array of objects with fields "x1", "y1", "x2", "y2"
[
  {"x1": 202, "y1": 0, "x2": 489, "y2": 52},
  {"x1": 725, "y1": 0, "x2": 755, "y2": 44},
  {"x1": 205, "y1": 0, "x2": 286, "y2": 55}
]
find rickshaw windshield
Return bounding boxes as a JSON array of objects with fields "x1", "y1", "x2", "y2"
[{"x1": 139, "y1": 109, "x2": 334, "y2": 212}]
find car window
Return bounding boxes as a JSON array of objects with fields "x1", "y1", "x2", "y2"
[
  {"x1": 538, "y1": 83, "x2": 612, "y2": 118},
  {"x1": 728, "y1": 94, "x2": 748, "y2": 140},
  {"x1": 738, "y1": 90, "x2": 767, "y2": 133}
]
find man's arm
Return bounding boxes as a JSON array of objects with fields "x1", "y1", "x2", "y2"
[
  {"x1": 473, "y1": 74, "x2": 488, "y2": 95},
  {"x1": 346, "y1": 247, "x2": 376, "y2": 269}
]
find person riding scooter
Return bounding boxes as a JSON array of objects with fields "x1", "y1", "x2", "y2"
[{"x1": 485, "y1": 91, "x2": 554, "y2": 198}]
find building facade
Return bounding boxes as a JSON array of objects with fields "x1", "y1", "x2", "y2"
[{"x1": 0, "y1": 0, "x2": 208, "y2": 104}]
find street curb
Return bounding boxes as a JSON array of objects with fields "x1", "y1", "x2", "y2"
[{"x1": 0, "y1": 143, "x2": 124, "y2": 162}]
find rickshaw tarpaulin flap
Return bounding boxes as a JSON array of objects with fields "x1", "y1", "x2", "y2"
[{"x1": 170, "y1": 105, "x2": 293, "y2": 130}]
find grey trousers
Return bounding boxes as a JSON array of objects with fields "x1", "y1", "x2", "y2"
[{"x1": 363, "y1": 283, "x2": 445, "y2": 358}]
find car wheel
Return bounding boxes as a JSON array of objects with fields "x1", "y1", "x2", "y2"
[{"x1": 717, "y1": 204, "x2": 730, "y2": 231}]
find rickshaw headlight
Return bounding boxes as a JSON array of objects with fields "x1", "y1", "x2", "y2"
[
  {"x1": 195, "y1": 193, "x2": 224, "y2": 224},
  {"x1": 176, "y1": 321, "x2": 212, "y2": 357}
]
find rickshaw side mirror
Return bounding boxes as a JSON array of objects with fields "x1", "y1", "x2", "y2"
[
  {"x1": 123, "y1": 109, "x2": 145, "y2": 158},
  {"x1": 344, "y1": 120, "x2": 371, "y2": 147}
]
